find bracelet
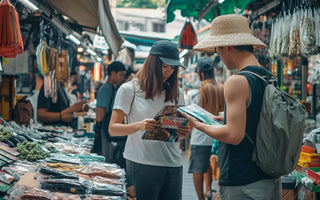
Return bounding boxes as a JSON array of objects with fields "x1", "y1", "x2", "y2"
[{"x1": 59, "y1": 112, "x2": 62, "y2": 121}]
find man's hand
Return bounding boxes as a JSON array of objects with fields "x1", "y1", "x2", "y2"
[
  {"x1": 61, "y1": 112, "x2": 73, "y2": 123},
  {"x1": 71, "y1": 99, "x2": 88, "y2": 112},
  {"x1": 181, "y1": 113, "x2": 204, "y2": 130},
  {"x1": 176, "y1": 124, "x2": 192, "y2": 139}
]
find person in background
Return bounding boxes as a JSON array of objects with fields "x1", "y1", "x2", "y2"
[
  {"x1": 187, "y1": 57, "x2": 224, "y2": 200},
  {"x1": 69, "y1": 82, "x2": 82, "y2": 105},
  {"x1": 94, "y1": 61, "x2": 127, "y2": 167},
  {"x1": 109, "y1": 40, "x2": 191, "y2": 200},
  {"x1": 183, "y1": 14, "x2": 280, "y2": 200},
  {"x1": 37, "y1": 76, "x2": 88, "y2": 129}
]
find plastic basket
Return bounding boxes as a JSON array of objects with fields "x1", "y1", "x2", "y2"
[
  {"x1": 299, "y1": 152, "x2": 320, "y2": 162},
  {"x1": 308, "y1": 167, "x2": 320, "y2": 186},
  {"x1": 298, "y1": 160, "x2": 320, "y2": 168}
]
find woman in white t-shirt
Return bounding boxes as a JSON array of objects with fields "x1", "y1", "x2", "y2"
[{"x1": 109, "y1": 40, "x2": 191, "y2": 200}]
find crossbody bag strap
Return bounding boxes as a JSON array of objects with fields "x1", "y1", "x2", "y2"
[
  {"x1": 124, "y1": 80, "x2": 136, "y2": 123},
  {"x1": 109, "y1": 86, "x2": 116, "y2": 112}
]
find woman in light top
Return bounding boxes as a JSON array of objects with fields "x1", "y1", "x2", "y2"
[{"x1": 109, "y1": 40, "x2": 191, "y2": 200}]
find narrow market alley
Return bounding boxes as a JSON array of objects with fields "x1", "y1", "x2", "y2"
[{"x1": 181, "y1": 151, "x2": 198, "y2": 200}]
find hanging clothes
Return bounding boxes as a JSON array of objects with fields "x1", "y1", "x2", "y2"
[{"x1": 0, "y1": 0, "x2": 24, "y2": 58}]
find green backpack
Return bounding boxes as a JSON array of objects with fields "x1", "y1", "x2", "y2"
[{"x1": 241, "y1": 71, "x2": 306, "y2": 178}]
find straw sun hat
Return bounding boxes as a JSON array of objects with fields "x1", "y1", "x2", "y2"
[{"x1": 194, "y1": 14, "x2": 266, "y2": 53}]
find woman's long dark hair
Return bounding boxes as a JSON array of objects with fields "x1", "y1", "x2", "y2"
[{"x1": 135, "y1": 55, "x2": 179, "y2": 103}]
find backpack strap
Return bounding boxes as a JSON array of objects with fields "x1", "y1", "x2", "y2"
[
  {"x1": 240, "y1": 71, "x2": 268, "y2": 83},
  {"x1": 239, "y1": 70, "x2": 268, "y2": 147},
  {"x1": 240, "y1": 70, "x2": 277, "y2": 86}
]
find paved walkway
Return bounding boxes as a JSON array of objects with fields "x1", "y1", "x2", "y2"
[
  {"x1": 181, "y1": 151, "x2": 198, "y2": 200},
  {"x1": 181, "y1": 151, "x2": 219, "y2": 200}
]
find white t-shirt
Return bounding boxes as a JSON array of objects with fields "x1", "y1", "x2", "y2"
[
  {"x1": 186, "y1": 89, "x2": 214, "y2": 146},
  {"x1": 113, "y1": 80, "x2": 185, "y2": 167}
]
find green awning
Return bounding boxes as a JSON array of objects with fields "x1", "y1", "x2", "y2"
[{"x1": 166, "y1": 0, "x2": 256, "y2": 23}]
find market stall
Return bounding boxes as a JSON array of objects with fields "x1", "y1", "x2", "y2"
[{"x1": 0, "y1": 117, "x2": 127, "y2": 199}]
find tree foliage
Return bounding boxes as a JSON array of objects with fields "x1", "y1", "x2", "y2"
[{"x1": 117, "y1": 0, "x2": 165, "y2": 8}]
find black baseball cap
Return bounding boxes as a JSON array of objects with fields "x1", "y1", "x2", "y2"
[
  {"x1": 196, "y1": 57, "x2": 214, "y2": 72},
  {"x1": 149, "y1": 40, "x2": 185, "y2": 69}
]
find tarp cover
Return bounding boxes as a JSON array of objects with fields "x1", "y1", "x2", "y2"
[
  {"x1": 42, "y1": 0, "x2": 99, "y2": 30},
  {"x1": 42, "y1": 0, "x2": 123, "y2": 56}
]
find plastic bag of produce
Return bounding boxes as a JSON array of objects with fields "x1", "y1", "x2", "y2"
[
  {"x1": 300, "y1": 8, "x2": 318, "y2": 56},
  {"x1": 83, "y1": 194, "x2": 123, "y2": 200},
  {"x1": 289, "y1": 10, "x2": 301, "y2": 56},
  {"x1": 280, "y1": 14, "x2": 291, "y2": 57},
  {"x1": 39, "y1": 178, "x2": 90, "y2": 194},
  {"x1": 53, "y1": 192, "x2": 82, "y2": 200},
  {"x1": 6, "y1": 184, "x2": 53, "y2": 200}
]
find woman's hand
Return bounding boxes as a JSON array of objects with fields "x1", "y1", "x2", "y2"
[{"x1": 139, "y1": 118, "x2": 160, "y2": 131}]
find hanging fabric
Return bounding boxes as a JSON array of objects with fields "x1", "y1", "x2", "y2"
[
  {"x1": 0, "y1": 57, "x2": 3, "y2": 71},
  {"x1": 0, "y1": 0, "x2": 24, "y2": 58},
  {"x1": 179, "y1": 19, "x2": 197, "y2": 50}
]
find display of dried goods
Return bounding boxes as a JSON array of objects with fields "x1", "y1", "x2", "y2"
[
  {"x1": 6, "y1": 185, "x2": 53, "y2": 200},
  {"x1": 39, "y1": 164, "x2": 79, "y2": 179},
  {"x1": 2, "y1": 161, "x2": 40, "y2": 179},
  {"x1": 40, "y1": 178, "x2": 90, "y2": 194},
  {"x1": 280, "y1": 14, "x2": 291, "y2": 56},
  {"x1": 44, "y1": 162, "x2": 84, "y2": 172},
  {"x1": 84, "y1": 195, "x2": 123, "y2": 200},
  {"x1": 300, "y1": 13, "x2": 318, "y2": 56},
  {"x1": 15, "y1": 141, "x2": 50, "y2": 161},
  {"x1": 92, "y1": 176, "x2": 125, "y2": 186},
  {"x1": 79, "y1": 162, "x2": 124, "y2": 179},
  {"x1": 0, "y1": 126, "x2": 12, "y2": 141},
  {"x1": 54, "y1": 192, "x2": 82, "y2": 200},
  {"x1": 91, "y1": 181, "x2": 126, "y2": 196}
]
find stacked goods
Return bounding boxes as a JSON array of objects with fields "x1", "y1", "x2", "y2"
[{"x1": 297, "y1": 145, "x2": 320, "y2": 168}]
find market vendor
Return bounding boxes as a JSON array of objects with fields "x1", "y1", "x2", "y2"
[{"x1": 37, "y1": 80, "x2": 88, "y2": 129}]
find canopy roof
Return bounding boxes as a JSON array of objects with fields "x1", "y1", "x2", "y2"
[{"x1": 39, "y1": 0, "x2": 122, "y2": 56}]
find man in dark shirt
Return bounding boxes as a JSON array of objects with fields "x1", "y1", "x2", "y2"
[
  {"x1": 37, "y1": 81, "x2": 87, "y2": 128},
  {"x1": 183, "y1": 14, "x2": 281, "y2": 200}
]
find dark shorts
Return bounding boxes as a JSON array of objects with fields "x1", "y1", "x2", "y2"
[
  {"x1": 126, "y1": 160, "x2": 183, "y2": 200},
  {"x1": 188, "y1": 145, "x2": 212, "y2": 173}
]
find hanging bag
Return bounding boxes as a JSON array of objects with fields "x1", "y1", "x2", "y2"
[
  {"x1": 55, "y1": 50, "x2": 69, "y2": 82},
  {"x1": 179, "y1": 20, "x2": 197, "y2": 49}
]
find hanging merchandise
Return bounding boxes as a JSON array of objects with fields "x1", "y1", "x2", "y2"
[
  {"x1": 0, "y1": 0, "x2": 24, "y2": 58},
  {"x1": 269, "y1": 2, "x2": 320, "y2": 58},
  {"x1": 300, "y1": 8, "x2": 318, "y2": 56},
  {"x1": 179, "y1": 19, "x2": 197, "y2": 49},
  {"x1": 0, "y1": 57, "x2": 3, "y2": 72},
  {"x1": 280, "y1": 13, "x2": 291, "y2": 57},
  {"x1": 308, "y1": 61, "x2": 320, "y2": 84},
  {"x1": 55, "y1": 51, "x2": 69, "y2": 82},
  {"x1": 289, "y1": 10, "x2": 301, "y2": 56}
]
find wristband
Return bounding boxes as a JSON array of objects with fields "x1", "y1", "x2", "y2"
[{"x1": 59, "y1": 112, "x2": 62, "y2": 121}]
